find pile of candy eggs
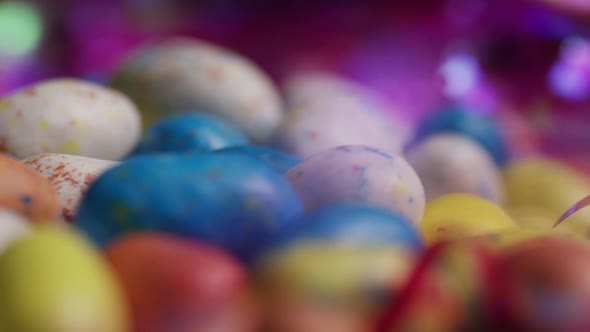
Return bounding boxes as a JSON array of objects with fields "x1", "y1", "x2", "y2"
[{"x1": 1, "y1": 37, "x2": 590, "y2": 332}]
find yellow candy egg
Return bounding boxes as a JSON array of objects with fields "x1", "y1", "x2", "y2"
[
  {"x1": 503, "y1": 158, "x2": 590, "y2": 235},
  {"x1": 0, "y1": 226, "x2": 129, "y2": 332},
  {"x1": 420, "y1": 193, "x2": 515, "y2": 244}
]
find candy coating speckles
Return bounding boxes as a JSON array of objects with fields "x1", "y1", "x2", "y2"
[
  {"x1": 0, "y1": 79, "x2": 141, "y2": 160},
  {"x1": 285, "y1": 146, "x2": 425, "y2": 226},
  {"x1": 111, "y1": 38, "x2": 283, "y2": 143},
  {"x1": 22, "y1": 154, "x2": 117, "y2": 223}
]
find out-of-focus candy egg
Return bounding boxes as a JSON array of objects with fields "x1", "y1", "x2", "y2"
[
  {"x1": 132, "y1": 113, "x2": 248, "y2": 155},
  {"x1": 0, "y1": 209, "x2": 30, "y2": 253},
  {"x1": 257, "y1": 205, "x2": 422, "y2": 332},
  {"x1": 503, "y1": 158, "x2": 590, "y2": 234},
  {"x1": 285, "y1": 146, "x2": 425, "y2": 226},
  {"x1": 22, "y1": 153, "x2": 117, "y2": 223},
  {"x1": 0, "y1": 154, "x2": 60, "y2": 221},
  {"x1": 420, "y1": 194, "x2": 514, "y2": 244},
  {"x1": 215, "y1": 145, "x2": 300, "y2": 173},
  {"x1": 406, "y1": 134, "x2": 503, "y2": 203},
  {"x1": 75, "y1": 153, "x2": 302, "y2": 262},
  {"x1": 111, "y1": 38, "x2": 283, "y2": 142},
  {"x1": 377, "y1": 239, "x2": 499, "y2": 332},
  {"x1": 0, "y1": 79, "x2": 141, "y2": 160},
  {"x1": 0, "y1": 226, "x2": 129, "y2": 332},
  {"x1": 412, "y1": 106, "x2": 508, "y2": 165},
  {"x1": 487, "y1": 235, "x2": 590, "y2": 331},
  {"x1": 495, "y1": 110, "x2": 540, "y2": 159},
  {"x1": 105, "y1": 233, "x2": 257, "y2": 332},
  {"x1": 276, "y1": 73, "x2": 409, "y2": 158}
]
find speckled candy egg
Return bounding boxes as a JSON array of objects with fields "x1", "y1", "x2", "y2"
[
  {"x1": 0, "y1": 154, "x2": 60, "y2": 221},
  {"x1": 0, "y1": 79, "x2": 141, "y2": 160},
  {"x1": 105, "y1": 234, "x2": 258, "y2": 332},
  {"x1": 257, "y1": 205, "x2": 422, "y2": 332},
  {"x1": 75, "y1": 153, "x2": 302, "y2": 262},
  {"x1": 0, "y1": 209, "x2": 30, "y2": 254},
  {"x1": 407, "y1": 134, "x2": 503, "y2": 203},
  {"x1": 22, "y1": 154, "x2": 118, "y2": 222},
  {"x1": 412, "y1": 106, "x2": 508, "y2": 165},
  {"x1": 215, "y1": 145, "x2": 300, "y2": 173},
  {"x1": 276, "y1": 73, "x2": 409, "y2": 158},
  {"x1": 132, "y1": 113, "x2": 248, "y2": 155},
  {"x1": 111, "y1": 38, "x2": 283, "y2": 142},
  {"x1": 285, "y1": 146, "x2": 425, "y2": 226}
]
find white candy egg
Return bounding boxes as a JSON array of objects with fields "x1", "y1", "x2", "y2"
[
  {"x1": 0, "y1": 209, "x2": 30, "y2": 253},
  {"x1": 406, "y1": 134, "x2": 504, "y2": 203},
  {"x1": 285, "y1": 145, "x2": 425, "y2": 226},
  {"x1": 0, "y1": 79, "x2": 141, "y2": 160},
  {"x1": 22, "y1": 153, "x2": 118, "y2": 222}
]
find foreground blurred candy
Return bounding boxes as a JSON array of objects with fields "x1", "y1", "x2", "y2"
[
  {"x1": 0, "y1": 226, "x2": 129, "y2": 332},
  {"x1": 257, "y1": 205, "x2": 423, "y2": 332},
  {"x1": 111, "y1": 38, "x2": 283, "y2": 142},
  {"x1": 412, "y1": 106, "x2": 508, "y2": 165},
  {"x1": 0, "y1": 154, "x2": 59, "y2": 221},
  {"x1": 132, "y1": 113, "x2": 248, "y2": 155},
  {"x1": 0, "y1": 79, "x2": 141, "y2": 160},
  {"x1": 503, "y1": 158, "x2": 590, "y2": 235},
  {"x1": 276, "y1": 72, "x2": 408, "y2": 158},
  {"x1": 75, "y1": 153, "x2": 302, "y2": 261},
  {"x1": 215, "y1": 145, "x2": 301, "y2": 173},
  {"x1": 105, "y1": 233, "x2": 258, "y2": 332},
  {"x1": 420, "y1": 193, "x2": 514, "y2": 245},
  {"x1": 286, "y1": 146, "x2": 425, "y2": 226},
  {"x1": 0, "y1": 209, "x2": 30, "y2": 253},
  {"x1": 22, "y1": 153, "x2": 117, "y2": 222},
  {"x1": 407, "y1": 134, "x2": 503, "y2": 203}
]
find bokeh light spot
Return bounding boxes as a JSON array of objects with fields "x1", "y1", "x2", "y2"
[{"x1": 0, "y1": 2, "x2": 42, "y2": 57}]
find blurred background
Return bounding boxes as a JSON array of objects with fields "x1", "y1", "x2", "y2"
[{"x1": 2, "y1": 0, "x2": 590, "y2": 165}]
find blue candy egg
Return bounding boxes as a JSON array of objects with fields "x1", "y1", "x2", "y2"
[
  {"x1": 270, "y1": 204, "x2": 422, "y2": 252},
  {"x1": 215, "y1": 145, "x2": 301, "y2": 173},
  {"x1": 412, "y1": 106, "x2": 508, "y2": 165},
  {"x1": 74, "y1": 153, "x2": 302, "y2": 262},
  {"x1": 132, "y1": 113, "x2": 248, "y2": 155}
]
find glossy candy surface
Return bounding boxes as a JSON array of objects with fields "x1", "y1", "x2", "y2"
[
  {"x1": 0, "y1": 79, "x2": 141, "y2": 160},
  {"x1": 75, "y1": 153, "x2": 302, "y2": 261},
  {"x1": 215, "y1": 145, "x2": 300, "y2": 173},
  {"x1": 132, "y1": 113, "x2": 248, "y2": 155},
  {"x1": 285, "y1": 146, "x2": 425, "y2": 226}
]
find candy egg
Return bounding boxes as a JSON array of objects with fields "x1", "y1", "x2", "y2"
[
  {"x1": 0, "y1": 78, "x2": 141, "y2": 160},
  {"x1": 406, "y1": 134, "x2": 503, "y2": 203},
  {"x1": 419, "y1": 193, "x2": 514, "y2": 245},
  {"x1": 111, "y1": 38, "x2": 283, "y2": 142},
  {"x1": 487, "y1": 235, "x2": 590, "y2": 331},
  {"x1": 412, "y1": 106, "x2": 508, "y2": 165},
  {"x1": 105, "y1": 233, "x2": 257, "y2": 332},
  {"x1": 75, "y1": 153, "x2": 302, "y2": 262},
  {"x1": 215, "y1": 145, "x2": 301, "y2": 173},
  {"x1": 257, "y1": 205, "x2": 422, "y2": 332},
  {"x1": 0, "y1": 209, "x2": 30, "y2": 253},
  {"x1": 0, "y1": 154, "x2": 60, "y2": 221},
  {"x1": 276, "y1": 73, "x2": 408, "y2": 158},
  {"x1": 132, "y1": 113, "x2": 248, "y2": 155},
  {"x1": 285, "y1": 146, "x2": 425, "y2": 226},
  {"x1": 0, "y1": 226, "x2": 129, "y2": 332},
  {"x1": 22, "y1": 153, "x2": 118, "y2": 222},
  {"x1": 503, "y1": 158, "x2": 590, "y2": 234}
]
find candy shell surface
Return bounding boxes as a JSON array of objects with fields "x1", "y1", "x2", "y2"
[
  {"x1": 111, "y1": 38, "x2": 283, "y2": 142},
  {"x1": 0, "y1": 226, "x2": 129, "y2": 332},
  {"x1": 0, "y1": 79, "x2": 141, "y2": 160},
  {"x1": 23, "y1": 153, "x2": 117, "y2": 223},
  {"x1": 215, "y1": 145, "x2": 300, "y2": 173},
  {"x1": 285, "y1": 146, "x2": 425, "y2": 226},
  {"x1": 75, "y1": 153, "x2": 302, "y2": 262},
  {"x1": 406, "y1": 134, "x2": 503, "y2": 203},
  {"x1": 0, "y1": 209, "x2": 30, "y2": 254},
  {"x1": 420, "y1": 193, "x2": 514, "y2": 244},
  {"x1": 0, "y1": 154, "x2": 60, "y2": 221},
  {"x1": 132, "y1": 113, "x2": 248, "y2": 155}
]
